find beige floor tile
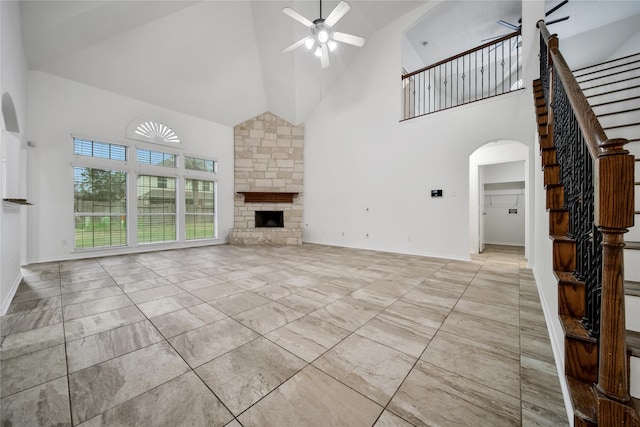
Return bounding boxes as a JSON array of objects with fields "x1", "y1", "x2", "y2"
[
  {"x1": 388, "y1": 361, "x2": 521, "y2": 426},
  {"x1": 1, "y1": 344, "x2": 67, "y2": 398},
  {"x1": 190, "y1": 283, "x2": 245, "y2": 302},
  {"x1": 208, "y1": 291, "x2": 270, "y2": 315},
  {"x1": 125, "y1": 284, "x2": 185, "y2": 304},
  {"x1": 61, "y1": 286, "x2": 124, "y2": 306},
  {"x1": 233, "y1": 301, "x2": 304, "y2": 334},
  {"x1": 314, "y1": 334, "x2": 416, "y2": 406},
  {"x1": 150, "y1": 303, "x2": 226, "y2": 338},
  {"x1": 0, "y1": 377, "x2": 71, "y2": 426},
  {"x1": 310, "y1": 297, "x2": 383, "y2": 331},
  {"x1": 421, "y1": 330, "x2": 520, "y2": 397},
  {"x1": 63, "y1": 295, "x2": 133, "y2": 321},
  {"x1": 355, "y1": 311, "x2": 434, "y2": 358},
  {"x1": 196, "y1": 338, "x2": 305, "y2": 415},
  {"x1": 78, "y1": 372, "x2": 233, "y2": 427},
  {"x1": 373, "y1": 410, "x2": 414, "y2": 427},
  {"x1": 169, "y1": 317, "x2": 259, "y2": 368},
  {"x1": 238, "y1": 365, "x2": 383, "y2": 427},
  {"x1": 4, "y1": 296, "x2": 62, "y2": 316},
  {"x1": 440, "y1": 309, "x2": 520, "y2": 357},
  {"x1": 0, "y1": 323, "x2": 64, "y2": 360},
  {"x1": 136, "y1": 293, "x2": 202, "y2": 318},
  {"x1": 66, "y1": 320, "x2": 164, "y2": 373},
  {"x1": 68, "y1": 341, "x2": 189, "y2": 424},
  {"x1": 64, "y1": 306, "x2": 146, "y2": 341},
  {"x1": 0, "y1": 307, "x2": 63, "y2": 337},
  {"x1": 266, "y1": 315, "x2": 350, "y2": 362}
]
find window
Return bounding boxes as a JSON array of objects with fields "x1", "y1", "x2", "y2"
[
  {"x1": 72, "y1": 135, "x2": 219, "y2": 250},
  {"x1": 137, "y1": 175, "x2": 176, "y2": 244},
  {"x1": 73, "y1": 167, "x2": 127, "y2": 249},
  {"x1": 157, "y1": 176, "x2": 167, "y2": 189},
  {"x1": 74, "y1": 138, "x2": 126, "y2": 161},
  {"x1": 136, "y1": 148, "x2": 176, "y2": 167},
  {"x1": 185, "y1": 178, "x2": 215, "y2": 240},
  {"x1": 185, "y1": 156, "x2": 216, "y2": 173}
]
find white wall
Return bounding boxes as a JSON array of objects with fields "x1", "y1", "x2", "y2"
[
  {"x1": 304, "y1": 0, "x2": 575, "y2": 421},
  {"x1": 302, "y1": 2, "x2": 537, "y2": 261},
  {"x1": 484, "y1": 160, "x2": 525, "y2": 183},
  {"x1": 1, "y1": 0, "x2": 29, "y2": 315},
  {"x1": 484, "y1": 182, "x2": 525, "y2": 246},
  {"x1": 26, "y1": 71, "x2": 234, "y2": 263}
]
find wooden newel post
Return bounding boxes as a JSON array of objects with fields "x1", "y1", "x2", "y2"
[
  {"x1": 597, "y1": 229, "x2": 630, "y2": 401},
  {"x1": 595, "y1": 148, "x2": 635, "y2": 424}
]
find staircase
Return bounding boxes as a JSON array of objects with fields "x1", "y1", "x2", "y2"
[
  {"x1": 535, "y1": 22, "x2": 640, "y2": 426},
  {"x1": 574, "y1": 53, "x2": 640, "y2": 411}
]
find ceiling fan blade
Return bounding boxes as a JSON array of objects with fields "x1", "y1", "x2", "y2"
[
  {"x1": 325, "y1": 1, "x2": 351, "y2": 27},
  {"x1": 497, "y1": 20, "x2": 519, "y2": 31},
  {"x1": 283, "y1": 36, "x2": 311, "y2": 54},
  {"x1": 546, "y1": 15, "x2": 570, "y2": 26},
  {"x1": 321, "y1": 43, "x2": 330, "y2": 68},
  {"x1": 333, "y1": 32, "x2": 365, "y2": 47},
  {"x1": 282, "y1": 7, "x2": 314, "y2": 27},
  {"x1": 546, "y1": 0, "x2": 569, "y2": 17}
]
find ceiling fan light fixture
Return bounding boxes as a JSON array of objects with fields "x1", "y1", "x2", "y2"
[
  {"x1": 282, "y1": 1, "x2": 364, "y2": 68},
  {"x1": 305, "y1": 38, "x2": 315, "y2": 50},
  {"x1": 318, "y1": 29, "x2": 329, "y2": 43}
]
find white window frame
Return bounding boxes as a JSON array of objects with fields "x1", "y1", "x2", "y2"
[{"x1": 71, "y1": 135, "x2": 220, "y2": 252}]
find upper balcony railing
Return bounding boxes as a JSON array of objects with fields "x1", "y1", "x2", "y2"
[{"x1": 402, "y1": 30, "x2": 522, "y2": 120}]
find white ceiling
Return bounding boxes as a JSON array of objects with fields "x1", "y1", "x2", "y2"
[
  {"x1": 404, "y1": 0, "x2": 640, "y2": 72},
  {"x1": 18, "y1": 0, "x2": 640, "y2": 127},
  {"x1": 19, "y1": 0, "x2": 423, "y2": 126}
]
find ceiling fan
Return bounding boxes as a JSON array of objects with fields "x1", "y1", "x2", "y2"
[
  {"x1": 484, "y1": 0, "x2": 571, "y2": 43},
  {"x1": 282, "y1": 0, "x2": 365, "y2": 68}
]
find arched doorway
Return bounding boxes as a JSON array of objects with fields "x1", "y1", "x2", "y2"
[{"x1": 469, "y1": 140, "x2": 530, "y2": 258}]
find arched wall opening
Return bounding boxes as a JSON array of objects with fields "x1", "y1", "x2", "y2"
[{"x1": 469, "y1": 139, "x2": 530, "y2": 259}]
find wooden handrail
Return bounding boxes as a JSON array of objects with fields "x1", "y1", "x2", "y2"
[
  {"x1": 538, "y1": 19, "x2": 638, "y2": 424},
  {"x1": 537, "y1": 20, "x2": 627, "y2": 159},
  {"x1": 402, "y1": 30, "x2": 520, "y2": 80}
]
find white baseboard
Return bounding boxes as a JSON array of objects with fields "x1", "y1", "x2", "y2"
[
  {"x1": 1, "y1": 273, "x2": 22, "y2": 316},
  {"x1": 532, "y1": 267, "x2": 574, "y2": 426}
]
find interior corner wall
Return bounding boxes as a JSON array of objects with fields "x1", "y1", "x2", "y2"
[
  {"x1": 25, "y1": 71, "x2": 234, "y2": 264},
  {"x1": 302, "y1": 3, "x2": 534, "y2": 261},
  {"x1": 1, "y1": 0, "x2": 29, "y2": 315}
]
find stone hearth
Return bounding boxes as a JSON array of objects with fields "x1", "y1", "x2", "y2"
[{"x1": 229, "y1": 112, "x2": 303, "y2": 245}]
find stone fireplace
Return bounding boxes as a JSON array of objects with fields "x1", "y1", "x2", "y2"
[{"x1": 229, "y1": 112, "x2": 303, "y2": 245}]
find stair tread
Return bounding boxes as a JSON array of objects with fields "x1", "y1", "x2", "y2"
[
  {"x1": 574, "y1": 52, "x2": 640, "y2": 76},
  {"x1": 626, "y1": 280, "x2": 640, "y2": 297},
  {"x1": 561, "y1": 315, "x2": 597, "y2": 343},
  {"x1": 628, "y1": 330, "x2": 640, "y2": 357},
  {"x1": 554, "y1": 271, "x2": 586, "y2": 286},
  {"x1": 551, "y1": 235, "x2": 574, "y2": 243},
  {"x1": 625, "y1": 242, "x2": 640, "y2": 250},
  {"x1": 566, "y1": 376, "x2": 598, "y2": 423}
]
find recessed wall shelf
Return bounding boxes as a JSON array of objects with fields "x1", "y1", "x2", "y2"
[
  {"x1": 3, "y1": 198, "x2": 33, "y2": 206},
  {"x1": 238, "y1": 192, "x2": 298, "y2": 203}
]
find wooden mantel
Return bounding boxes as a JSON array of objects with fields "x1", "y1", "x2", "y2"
[{"x1": 238, "y1": 192, "x2": 298, "y2": 203}]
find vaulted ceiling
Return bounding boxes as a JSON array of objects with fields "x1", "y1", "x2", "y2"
[
  {"x1": 18, "y1": 1, "x2": 640, "y2": 127},
  {"x1": 19, "y1": 0, "x2": 423, "y2": 126}
]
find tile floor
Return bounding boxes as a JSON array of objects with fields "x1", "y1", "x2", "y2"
[{"x1": 0, "y1": 243, "x2": 568, "y2": 426}]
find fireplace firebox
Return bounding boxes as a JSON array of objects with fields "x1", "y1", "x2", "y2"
[{"x1": 255, "y1": 211, "x2": 284, "y2": 228}]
